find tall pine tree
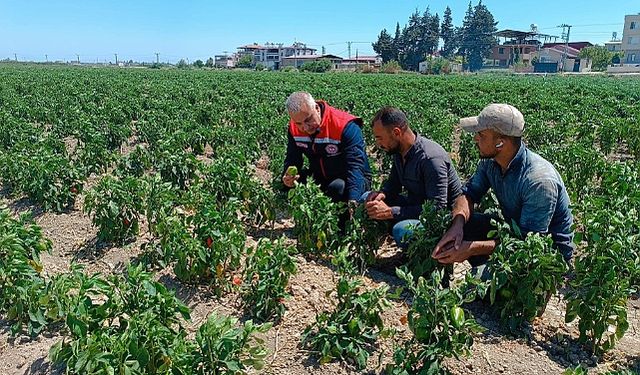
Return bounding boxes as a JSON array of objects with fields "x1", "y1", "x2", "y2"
[
  {"x1": 426, "y1": 13, "x2": 440, "y2": 55},
  {"x1": 468, "y1": 1, "x2": 498, "y2": 71},
  {"x1": 393, "y1": 23, "x2": 404, "y2": 64},
  {"x1": 372, "y1": 29, "x2": 397, "y2": 63},
  {"x1": 459, "y1": 2, "x2": 475, "y2": 68},
  {"x1": 440, "y1": 6, "x2": 456, "y2": 59},
  {"x1": 371, "y1": 2, "x2": 497, "y2": 71}
]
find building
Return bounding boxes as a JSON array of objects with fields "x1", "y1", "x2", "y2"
[
  {"x1": 280, "y1": 54, "x2": 343, "y2": 69},
  {"x1": 605, "y1": 40, "x2": 622, "y2": 52},
  {"x1": 236, "y1": 42, "x2": 317, "y2": 69},
  {"x1": 338, "y1": 55, "x2": 382, "y2": 70},
  {"x1": 535, "y1": 43, "x2": 593, "y2": 72},
  {"x1": 621, "y1": 14, "x2": 640, "y2": 64},
  {"x1": 214, "y1": 54, "x2": 236, "y2": 68},
  {"x1": 489, "y1": 30, "x2": 543, "y2": 67}
]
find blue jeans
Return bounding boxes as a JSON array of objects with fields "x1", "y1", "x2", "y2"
[
  {"x1": 359, "y1": 191, "x2": 422, "y2": 249},
  {"x1": 392, "y1": 219, "x2": 421, "y2": 249}
]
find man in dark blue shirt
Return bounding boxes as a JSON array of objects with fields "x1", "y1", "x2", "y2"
[
  {"x1": 364, "y1": 106, "x2": 462, "y2": 248},
  {"x1": 282, "y1": 92, "x2": 371, "y2": 204},
  {"x1": 432, "y1": 103, "x2": 574, "y2": 272}
]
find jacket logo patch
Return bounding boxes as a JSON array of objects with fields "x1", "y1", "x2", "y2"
[
  {"x1": 296, "y1": 142, "x2": 308, "y2": 148},
  {"x1": 325, "y1": 144, "x2": 339, "y2": 154}
]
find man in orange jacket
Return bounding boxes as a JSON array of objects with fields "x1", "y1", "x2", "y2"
[{"x1": 282, "y1": 91, "x2": 372, "y2": 205}]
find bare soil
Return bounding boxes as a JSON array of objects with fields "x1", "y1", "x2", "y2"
[{"x1": 1, "y1": 158, "x2": 639, "y2": 375}]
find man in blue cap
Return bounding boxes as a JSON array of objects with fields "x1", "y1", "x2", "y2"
[{"x1": 432, "y1": 103, "x2": 574, "y2": 275}]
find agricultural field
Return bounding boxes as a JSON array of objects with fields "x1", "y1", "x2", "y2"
[{"x1": 0, "y1": 64, "x2": 639, "y2": 374}]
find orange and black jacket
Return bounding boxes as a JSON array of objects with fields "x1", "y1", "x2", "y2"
[{"x1": 284, "y1": 101, "x2": 371, "y2": 201}]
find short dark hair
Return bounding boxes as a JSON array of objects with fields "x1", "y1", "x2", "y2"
[{"x1": 371, "y1": 106, "x2": 408, "y2": 130}]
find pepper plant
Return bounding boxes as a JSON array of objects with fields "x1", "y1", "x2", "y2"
[
  {"x1": 406, "y1": 201, "x2": 452, "y2": 280},
  {"x1": 84, "y1": 175, "x2": 146, "y2": 244},
  {"x1": 241, "y1": 236, "x2": 297, "y2": 322},
  {"x1": 480, "y1": 220, "x2": 568, "y2": 331},
  {"x1": 288, "y1": 179, "x2": 342, "y2": 255},
  {"x1": 301, "y1": 276, "x2": 391, "y2": 370},
  {"x1": 191, "y1": 312, "x2": 271, "y2": 374},
  {"x1": 0, "y1": 209, "x2": 52, "y2": 336},
  {"x1": 342, "y1": 203, "x2": 387, "y2": 272},
  {"x1": 174, "y1": 199, "x2": 246, "y2": 288},
  {"x1": 387, "y1": 268, "x2": 482, "y2": 375}
]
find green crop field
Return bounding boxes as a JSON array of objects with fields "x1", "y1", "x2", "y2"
[{"x1": 0, "y1": 64, "x2": 639, "y2": 374}]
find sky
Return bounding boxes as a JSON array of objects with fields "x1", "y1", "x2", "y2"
[{"x1": 1, "y1": 0, "x2": 638, "y2": 63}]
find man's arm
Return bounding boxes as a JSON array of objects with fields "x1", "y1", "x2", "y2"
[
  {"x1": 435, "y1": 178, "x2": 560, "y2": 264},
  {"x1": 374, "y1": 156, "x2": 456, "y2": 220},
  {"x1": 431, "y1": 162, "x2": 491, "y2": 262},
  {"x1": 342, "y1": 122, "x2": 369, "y2": 201},
  {"x1": 431, "y1": 194, "x2": 498, "y2": 263}
]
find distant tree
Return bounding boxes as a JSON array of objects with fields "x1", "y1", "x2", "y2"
[
  {"x1": 460, "y1": 1, "x2": 497, "y2": 71},
  {"x1": 205, "y1": 57, "x2": 214, "y2": 68},
  {"x1": 388, "y1": 7, "x2": 441, "y2": 71},
  {"x1": 424, "y1": 10, "x2": 440, "y2": 55},
  {"x1": 193, "y1": 59, "x2": 204, "y2": 68},
  {"x1": 440, "y1": 6, "x2": 457, "y2": 59},
  {"x1": 372, "y1": 29, "x2": 397, "y2": 63},
  {"x1": 236, "y1": 54, "x2": 253, "y2": 68},
  {"x1": 579, "y1": 45, "x2": 618, "y2": 71},
  {"x1": 299, "y1": 59, "x2": 332, "y2": 73},
  {"x1": 399, "y1": 9, "x2": 423, "y2": 70},
  {"x1": 393, "y1": 22, "x2": 403, "y2": 55},
  {"x1": 458, "y1": 2, "x2": 475, "y2": 69},
  {"x1": 176, "y1": 59, "x2": 188, "y2": 69}
]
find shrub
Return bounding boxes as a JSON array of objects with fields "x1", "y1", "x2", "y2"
[
  {"x1": 299, "y1": 59, "x2": 333, "y2": 73},
  {"x1": 381, "y1": 60, "x2": 402, "y2": 74}
]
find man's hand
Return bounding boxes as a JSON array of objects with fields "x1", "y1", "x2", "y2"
[
  {"x1": 365, "y1": 191, "x2": 386, "y2": 202},
  {"x1": 365, "y1": 199, "x2": 393, "y2": 220},
  {"x1": 432, "y1": 216, "x2": 464, "y2": 259},
  {"x1": 432, "y1": 240, "x2": 472, "y2": 264},
  {"x1": 282, "y1": 173, "x2": 300, "y2": 188}
]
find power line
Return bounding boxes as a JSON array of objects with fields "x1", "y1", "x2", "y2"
[{"x1": 538, "y1": 22, "x2": 622, "y2": 30}]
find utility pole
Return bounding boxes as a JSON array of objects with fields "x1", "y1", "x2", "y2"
[
  {"x1": 347, "y1": 41, "x2": 352, "y2": 59},
  {"x1": 355, "y1": 49, "x2": 359, "y2": 70},
  {"x1": 45, "y1": 54, "x2": 48, "y2": 62},
  {"x1": 155, "y1": 52, "x2": 160, "y2": 64},
  {"x1": 557, "y1": 24, "x2": 572, "y2": 72},
  {"x1": 76, "y1": 54, "x2": 80, "y2": 64},
  {"x1": 115, "y1": 53, "x2": 118, "y2": 65},
  {"x1": 321, "y1": 46, "x2": 326, "y2": 55},
  {"x1": 14, "y1": 53, "x2": 17, "y2": 61}
]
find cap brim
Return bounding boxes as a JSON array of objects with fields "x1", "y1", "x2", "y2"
[{"x1": 459, "y1": 116, "x2": 481, "y2": 133}]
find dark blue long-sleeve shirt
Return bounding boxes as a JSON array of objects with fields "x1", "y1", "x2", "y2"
[
  {"x1": 284, "y1": 121, "x2": 372, "y2": 201},
  {"x1": 382, "y1": 134, "x2": 462, "y2": 221}
]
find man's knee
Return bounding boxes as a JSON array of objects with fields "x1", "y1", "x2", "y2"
[
  {"x1": 463, "y1": 213, "x2": 496, "y2": 241},
  {"x1": 324, "y1": 178, "x2": 346, "y2": 202},
  {"x1": 392, "y1": 219, "x2": 421, "y2": 249}
]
